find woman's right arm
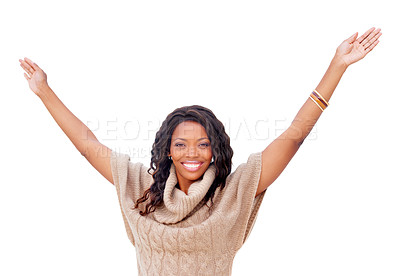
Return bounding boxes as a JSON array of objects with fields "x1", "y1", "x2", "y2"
[{"x1": 19, "y1": 57, "x2": 114, "y2": 185}]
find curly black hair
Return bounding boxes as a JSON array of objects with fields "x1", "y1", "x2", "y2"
[{"x1": 135, "y1": 105, "x2": 233, "y2": 216}]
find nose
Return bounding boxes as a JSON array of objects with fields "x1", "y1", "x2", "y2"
[{"x1": 186, "y1": 145, "x2": 199, "y2": 157}]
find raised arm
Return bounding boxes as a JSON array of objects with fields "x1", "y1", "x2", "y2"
[
  {"x1": 255, "y1": 27, "x2": 382, "y2": 197},
  {"x1": 19, "y1": 58, "x2": 114, "y2": 184}
]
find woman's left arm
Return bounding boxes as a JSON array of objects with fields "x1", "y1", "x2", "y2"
[{"x1": 256, "y1": 27, "x2": 382, "y2": 197}]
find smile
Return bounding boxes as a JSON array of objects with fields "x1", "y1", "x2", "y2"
[{"x1": 181, "y1": 161, "x2": 204, "y2": 172}]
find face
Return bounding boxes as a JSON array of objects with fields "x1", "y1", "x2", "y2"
[{"x1": 169, "y1": 121, "x2": 213, "y2": 188}]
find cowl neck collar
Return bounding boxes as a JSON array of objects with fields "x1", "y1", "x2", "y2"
[{"x1": 153, "y1": 162, "x2": 216, "y2": 224}]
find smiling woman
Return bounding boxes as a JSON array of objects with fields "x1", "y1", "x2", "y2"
[
  {"x1": 134, "y1": 105, "x2": 234, "y2": 218},
  {"x1": 169, "y1": 121, "x2": 213, "y2": 194},
  {"x1": 19, "y1": 26, "x2": 382, "y2": 276},
  {"x1": 111, "y1": 105, "x2": 264, "y2": 275}
]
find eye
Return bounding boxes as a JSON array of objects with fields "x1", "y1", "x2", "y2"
[
  {"x1": 199, "y1": 143, "x2": 210, "y2": 148},
  {"x1": 175, "y1": 143, "x2": 185, "y2": 147}
]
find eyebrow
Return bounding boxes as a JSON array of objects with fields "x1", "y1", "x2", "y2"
[{"x1": 173, "y1": 137, "x2": 209, "y2": 142}]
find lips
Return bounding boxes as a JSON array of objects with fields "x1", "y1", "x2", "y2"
[{"x1": 181, "y1": 161, "x2": 204, "y2": 172}]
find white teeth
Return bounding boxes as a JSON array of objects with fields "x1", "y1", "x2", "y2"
[{"x1": 183, "y1": 163, "x2": 201, "y2": 168}]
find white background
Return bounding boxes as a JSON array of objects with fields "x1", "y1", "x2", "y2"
[{"x1": 1, "y1": 0, "x2": 399, "y2": 275}]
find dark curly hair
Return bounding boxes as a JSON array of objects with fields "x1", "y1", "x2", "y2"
[{"x1": 134, "y1": 105, "x2": 233, "y2": 216}]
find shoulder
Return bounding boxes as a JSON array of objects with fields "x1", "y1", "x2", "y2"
[
  {"x1": 227, "y1": 152, "x2": 262, "y2": 184},
  {"x1": 110, "y1": 149, "x2": 153, "y2": 187}
]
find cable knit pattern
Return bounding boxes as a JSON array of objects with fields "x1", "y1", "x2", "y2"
[
  {"x1": 110, "y1": 150, "x2": 267, "y2": 276},
  {"x1": 154, "y1": 163, "x2": 217, "y2": 224}
]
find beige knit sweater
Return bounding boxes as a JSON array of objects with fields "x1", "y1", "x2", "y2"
[{"x1": 110, "y1": 149, "x2": 267, "y2": 276}]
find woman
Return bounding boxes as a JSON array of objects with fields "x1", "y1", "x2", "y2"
[{"x1": 19, "y1": 27, "x2": 381, "y2": 275}]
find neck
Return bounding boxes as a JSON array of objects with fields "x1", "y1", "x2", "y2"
[
  {"x1": 176, "y1": 175, "x2": 204, "y2": 195},
  {"x1": 176, "y1": 179, "x2": 192, "y2": 195}
]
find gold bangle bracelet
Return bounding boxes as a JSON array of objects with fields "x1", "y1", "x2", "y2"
[
  {"x1": 313, "y1": 89, "x2": 329, "y2": 106},
  {"x1": 309, "y1": 95, "x2": 324, "y2": 111},
  {"x1": 310, "y1": 92, "x2": 327, "y2": 110}
]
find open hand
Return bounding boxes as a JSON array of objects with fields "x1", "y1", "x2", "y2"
[
  {"x1": 335, "y1": 27, "x2": 382, "y2": 67},
  {"x1": 19, "y1": 57, "x2": 48, "y2": 96}
]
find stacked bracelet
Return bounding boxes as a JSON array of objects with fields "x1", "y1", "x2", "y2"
[{"x1": 309, "y1": 89, "x2": 329, "y2": 111}]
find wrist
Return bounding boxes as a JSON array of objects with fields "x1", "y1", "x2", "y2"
[
  {"x1": 331, "y1": 54, "x2": 349, "y2": 71},
  {"x1": 37, "y1": 85, "x2": 53, "y2": 100}
]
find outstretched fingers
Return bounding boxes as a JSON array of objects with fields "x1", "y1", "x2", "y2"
[
  {"x1": 357, "y1": 27, "x2": 375, "y2": 45},
  {"x1": 25, "y1": 57, "x2": 41, "y2": 71},
  {"x1": 19, "y1": 58, "x2": 34, "y2": 76},
  {"x1": 365, "y1": 39, "x2": 380, "y2": 54},
  {"x1": 363, "y1": 29, "x2": 382, "y2": 49},
  {"x1": 19, "y1": 57, "x2": 41, "y2": 77}
]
